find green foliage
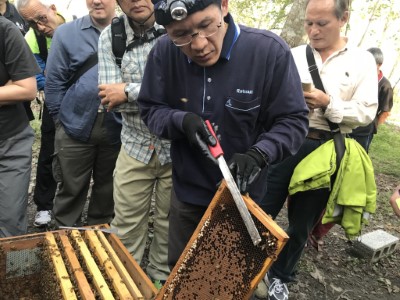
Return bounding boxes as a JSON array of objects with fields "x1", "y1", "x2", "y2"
[
  {"x1": 230, "y1": 0, "x2": 293, "y2": 30},
  {"x1": 369, "y1": 123, "x2": 400, "y2": 177}
]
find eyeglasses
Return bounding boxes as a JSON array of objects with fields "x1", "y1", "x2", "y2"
[
  {"x1": 27, "y1": 14, "x2": 48, "y2": 28},
  {"x1": 172, "y1": 21, "x2": 223, "y2": 47}
]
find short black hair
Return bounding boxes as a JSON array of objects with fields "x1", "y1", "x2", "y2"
[{"x1": 367, "y1": 47, "x2": 384, "y2": 65}]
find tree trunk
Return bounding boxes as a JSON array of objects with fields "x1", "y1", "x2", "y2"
[{"x1": 280, "y1": 0, "x2": 308, "y2": 48}]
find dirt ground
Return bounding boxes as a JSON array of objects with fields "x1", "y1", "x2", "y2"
[{"x1": 26, "y1": 148, "x2": 400, "y2": 300}]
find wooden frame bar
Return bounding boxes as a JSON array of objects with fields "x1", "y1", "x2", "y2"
[
  {"x1": 70, "y1": 230, "x2": 114, "y2": 299},
  {"x1": 45, "y1": 232, "x2": 77, "y2": 300},
  {"x1": 58, "y1": 234, "x2": 95, "y2": 300},
  {"x1": 85, "y1": 230, "x2": 133, "y2": 300},
  {"x1": 96, "y1": 231, "x2": 144, "y2": 300}
]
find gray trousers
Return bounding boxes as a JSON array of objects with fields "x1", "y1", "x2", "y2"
[
  {"x1": 52, "y1": 114, "x2": 120, "y2": 226},
  {"x1": 0, "y1": 126, "x2": 34, "y2": 237}
]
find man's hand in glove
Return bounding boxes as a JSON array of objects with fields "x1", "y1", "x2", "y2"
[
  {"x1": 228, "y1": 148, "x2": 268, "y2": 194},
  {"x1": 182, "y1": 113, "x2": 217, "y2": 163}
]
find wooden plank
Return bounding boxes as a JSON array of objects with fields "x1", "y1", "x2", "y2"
[
  {"x1": 96, "y1": 231, "x2": 144, "y2": 300},
  {"x1": 1, "y1": 236, "x2": 44, "y2": 252},
  {"x1": 58, "y1": 234, "x2": 95, "y2": 300},
  {"x1": 70, "y1": 230, "x2": 114, "y2": 300},
  {"x1": 45, "y1": 232, "x2": 77, "y2": 300},
  {"x1": 106, "y1": 233, "x2": 158, "y2": 299},
  {"x1": 85, "y1": 230, "x2": 133, "y2": 300}
]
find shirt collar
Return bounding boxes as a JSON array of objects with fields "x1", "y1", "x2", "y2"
[
  {"x1": 220, "y1": 13, "x2": 240, "y2": 60},
  {"x1": 81, "y1": 14, "x2": 94, "y2": 30},
  {"x1": 122, "y1": 14, "x2": 164, "y2": 41},
  {"x1": 378, "y1": 70, "x2": 383, "y2": 82},
  {"x1": 4, "y1": 1, "x2": 14, "y2": 18}
]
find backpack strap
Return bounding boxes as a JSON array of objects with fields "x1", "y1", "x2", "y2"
[
  {"x1": 111, "y1": 16, "x2": 127, "y2": 69},
  {"x1": 66, "y1": 53, "x2": 98, "y2": 89},
  {"x1": 34, "y1": 30, "x2": 48, "y2": 62}
]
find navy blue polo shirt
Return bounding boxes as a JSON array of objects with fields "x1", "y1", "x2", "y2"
[{"x1": 138, "y1": 13, "x2": 308, "y2": 207}]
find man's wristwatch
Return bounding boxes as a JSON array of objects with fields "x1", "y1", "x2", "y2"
[{"x1": 124, "y1": 83, "x2": 129, "y2": 99}]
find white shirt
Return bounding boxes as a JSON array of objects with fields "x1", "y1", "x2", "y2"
[{"x1": 291, "y1": 42, "x2": 378, "y2": 133}]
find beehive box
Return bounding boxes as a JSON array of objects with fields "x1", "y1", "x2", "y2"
[
  {"x1": 0, "y1": 225, "x2": 158, "y2": 299},
  {"x1": 158, "y1": 181, "x2": 289, "y2": 300}
]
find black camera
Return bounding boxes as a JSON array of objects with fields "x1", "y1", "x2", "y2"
[{"x1": 154, "y1": 0, "x2": 219, "y2": 25}]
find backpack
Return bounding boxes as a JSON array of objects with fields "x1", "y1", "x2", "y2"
[{"x1": 110, "y1": 16, "x2": 165, "y2": 68}]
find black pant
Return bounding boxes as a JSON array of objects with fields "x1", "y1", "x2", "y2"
[
  {"x1": 167, "y1": 190, "x2": 207, "y2": 270},
  {"x1": 261, "y1": 137, "x2": 331, "y2": 282},
  {"x1": 33, "y1": 103, "x2": 57, "y2": 211}
]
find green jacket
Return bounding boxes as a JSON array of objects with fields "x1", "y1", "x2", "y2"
[{"x1": 289, "y1": 138, "x2": 376, "y2": 239}]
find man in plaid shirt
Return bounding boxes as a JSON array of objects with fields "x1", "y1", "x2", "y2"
[{"x1": 98, "y1": 0, "x2": 171, "y2": 288}]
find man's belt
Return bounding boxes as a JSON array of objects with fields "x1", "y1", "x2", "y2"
[{"x1": 306, "y1": 128, "x2": 334, "y2": 140}]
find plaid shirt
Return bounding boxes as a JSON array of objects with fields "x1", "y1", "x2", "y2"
[{"x1": 98, "y1": 15, "x2": 170, "y2": 165}]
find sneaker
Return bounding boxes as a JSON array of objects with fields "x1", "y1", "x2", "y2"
[
  {"x1": 33, "y1": 210, "x2": 52, "y2": 227},
  {"x1": 267, "y1": 277, "x2": 289, "y2": 300},
  {"x1": 153, "y1": 279, "x2": 165, "y2": 290}
]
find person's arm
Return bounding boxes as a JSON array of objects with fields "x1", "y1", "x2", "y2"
[
  {"x1": 97, "y1": 25, "x2": 140, "y2": 112},
  {"x1": 377, "y1": 79, "x2": 394, "y2": 126},
  {"x1": 97, "y1": 27, "x2": 128, "y2": 110},
  {"x1": 377, "y1": 111, "x2": 390, "y2": 126},
  {"x1": 389, "y1": 185, "x2": 400, "y2": 217},
  {"x1": 0, "y1": 78, "x2": 37, "y2": 106},
  {"x1": 44, "y1": 27, "x2": 70, "y2": 120},
  {"x1": 0, "y1": 19, "x2": 41, "y2": 107},
  {"x1": 33, "y1": 54, "x2": 46, "y2": 91}
]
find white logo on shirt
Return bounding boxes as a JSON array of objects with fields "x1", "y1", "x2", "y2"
[{"x1": 236, "y1": 89, "x2": 253, "y2": 94}]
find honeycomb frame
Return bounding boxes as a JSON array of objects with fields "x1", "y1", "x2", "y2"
[{"x1": 157, "y1": 181, "x2": 289, "y2": 300}]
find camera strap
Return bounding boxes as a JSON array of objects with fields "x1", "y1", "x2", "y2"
[
  {"x1": 306, "y1": 44, "x2": 346, "y2": 168},
  {"x1": 111, "y1": 15, "x2": 165, "y2": 68},
  {"x1": 126, "y1": 27, "x2": 166, "y2": 51}
]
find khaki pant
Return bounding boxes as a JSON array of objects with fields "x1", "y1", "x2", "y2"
[{"x1": 111, "y1": 147, "x2": 172, "y2": 281}]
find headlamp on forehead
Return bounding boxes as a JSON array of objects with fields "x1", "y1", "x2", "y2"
[{"x1": 153, "y1": 0, "x2": 221, "y2": 25}]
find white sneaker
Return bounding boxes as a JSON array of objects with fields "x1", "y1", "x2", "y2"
[
  {"x1": 267, "y1": 276, "x2": 289, "y2": 300},
  {"x1": 34, "y1": 210, "x2": 52, "y2": 227}
]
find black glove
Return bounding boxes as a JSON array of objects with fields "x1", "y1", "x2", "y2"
[
  {"x1": 228, "y1": 148, "x2": 268, "y2": 194},
  {"x1": 182, "y1": 113, "x2": 217, "y2": 162}
]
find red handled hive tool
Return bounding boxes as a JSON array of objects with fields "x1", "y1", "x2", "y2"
[{"x1": 205, "y1": 120, "x2": 262, "y2": 246}]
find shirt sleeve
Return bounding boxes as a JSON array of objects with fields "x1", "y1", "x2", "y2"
[
  {"x1": 5, "y1": 23, "x2": 41, "y2": 82},
  {"x1": 378, "y1": 78, "x2": 393, "y2": 114},
  {"x1": 44, "y1": 27, "x2": 71, "y2": 119},
  {"x1": 33, "y1": 54, "x2": 46, "y2": 91}
]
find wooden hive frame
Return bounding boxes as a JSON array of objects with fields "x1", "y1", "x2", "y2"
[
  {"x1": 0, "y1": 225, "x2": 158, "y2": 300},
  {"x1": 156, "y1": 181, "x2": 289, "y2": 300}
]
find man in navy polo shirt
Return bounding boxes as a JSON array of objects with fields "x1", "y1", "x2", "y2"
[{"x1": 138, "y1": 0, "x2": 309, "y2": 272}]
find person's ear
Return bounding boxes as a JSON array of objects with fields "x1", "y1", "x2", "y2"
[
  {"x1": 49, "y1": 4, "x2": 57, "y2": 13},
  {"x1": 341, "y1": 10, "x2": 349, "y2": 25},
  {"x1": 221, "y1": 0, "x2": 229, "y2": 17}
]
